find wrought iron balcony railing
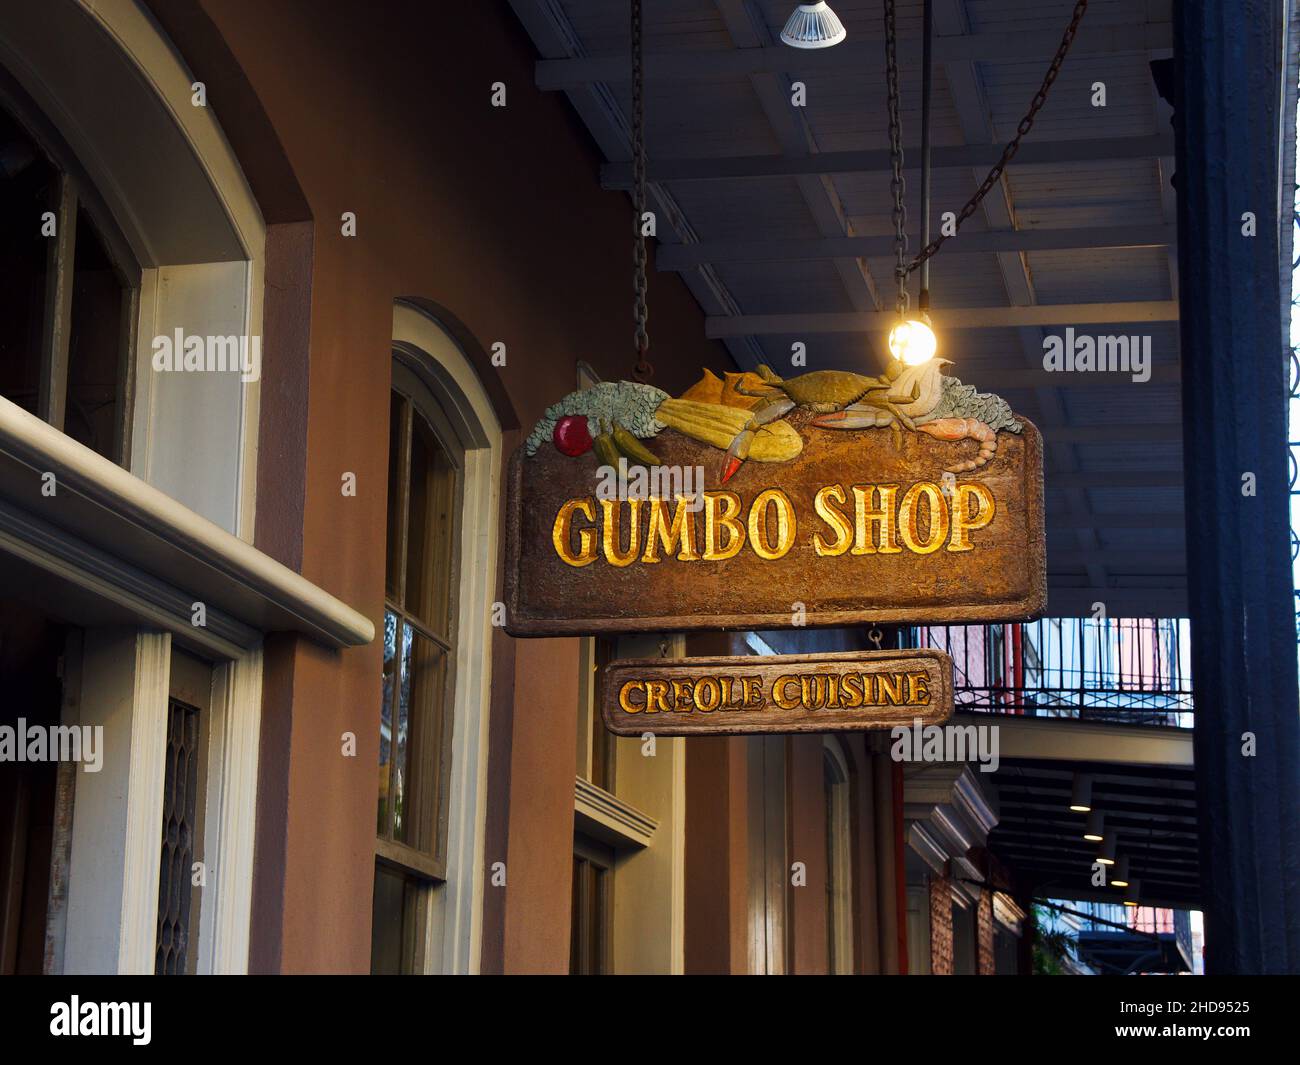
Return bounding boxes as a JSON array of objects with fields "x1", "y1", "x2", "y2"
[{"x1": 901, "y1": 617, "x2": 1193, "y2": 727}]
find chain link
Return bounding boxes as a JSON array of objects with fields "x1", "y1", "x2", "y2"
[
  {"x1": 884, "y1": 0, "x2": 908, "y2": 317},
  {"x1": 906, "y1": 0, "x2": 1089, "y2": 274},
  {"x1": 631, "y1": 0, "x2": 653, "y2": 382}
]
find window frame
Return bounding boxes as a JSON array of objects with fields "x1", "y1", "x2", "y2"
[{"x1": 377, "y1": 364, "x2": 466, "y2": 884}]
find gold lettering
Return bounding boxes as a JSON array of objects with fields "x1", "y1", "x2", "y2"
[
  {"x1": 645, "y1": 680, "x2": 672, "y2": 714},
  {"x1": 744, "y1": 676, "x2": 765, "y2": 709},
  {"x1": 552, "y1": 498, "x2": 597, "y2": 567},
  {"x1": 600, "y1": 499, "x2": 641, "y2": 567},
  {"x1": 748, "y1": 488, "x2": 796, "y2": 560},
  {"x1": 840, "y1": 672, "x2": 863, "y2": 708},
  {"x1": 800, "y1": 674, "x2": 826, "y2": 709},
  {"x1": 618, "y1": 680, "x2": 645, "y2": 714},
  {"x1": 898, "y1": 482, "x2": 950, "y2": 555},
  {"x1": 641, "y1": 496, "x2": 700, "y2": 563},
  {"x1": 812, "y1": 484, "x2": 853, "y2": 556},
  {"x1": 773, "y1": 675, "x2": 801, "y2": 710},
  {"x1": 908, "y1": 672, "x2": 931, "y2": 705},
  {"x1": 852, "y1": 484, "x2": 902, "y2": 554},
  {"x1": 948, "y1": 482, "x2": 995, "y2": 552},
  {"x1": 703, "y1": 491, "x2": 745, "y2": 561},
  {"x1": 878, "y1": 673, "x2": 903, "y2": 705},
  {"x1": 672, "y1": 679, "x2": 694, "y2": 712},
  {"x1": 693, "y1": 677, "x2": 721, "y2": 712}
]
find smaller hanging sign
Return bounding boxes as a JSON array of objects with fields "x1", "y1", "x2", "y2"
[{"x1": 599, "y1": 649, "x2": 953, "y2": 736}]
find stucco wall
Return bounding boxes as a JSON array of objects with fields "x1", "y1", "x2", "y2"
[{"x1": 149, "y1": 0, "x2": 730, "y2": 972}]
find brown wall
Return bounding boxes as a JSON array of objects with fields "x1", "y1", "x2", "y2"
[
  {"x1": 977, "y1": 890, "x2": 995, "y2": 975},
  {"x1": 786, "y1": 735, "x2": 828, "y2": 974},
  {"x1": 930, "y1": 874, "x2": 954, "y2": 975},
  {"x1": 150, "y1": 0, "x2": 731, "y2": 972}
]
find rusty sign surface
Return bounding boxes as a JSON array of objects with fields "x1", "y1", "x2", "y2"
[
  {"x1": 599, "y1": 650, "x2": 954, "y2": 736},
  {"x1": 504, "y1": 364, "x2": 1046, "y2": 636}
]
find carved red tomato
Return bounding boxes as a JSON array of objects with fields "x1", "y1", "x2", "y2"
[{"x1": 553, "y1": 415, "x2": 593, "y2": 457}]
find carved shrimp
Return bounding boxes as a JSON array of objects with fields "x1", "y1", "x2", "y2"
[{"x1": 915, "y1": 417, "x2": 998, "y2": 473}]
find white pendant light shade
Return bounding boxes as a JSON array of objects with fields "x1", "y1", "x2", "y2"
[
  {"x1": 1069, "y1": 772, "x2": 1092, "y2": 812},
  {"x1": 1083, "y1": 810, "x2": 1105, "y2": 842},
  {"x1": 1111, "y1": 856, "x2": 1131, "y2": 888},
  {"x1": 780, "y1": 3, "x2": 847, "y2": 49}
]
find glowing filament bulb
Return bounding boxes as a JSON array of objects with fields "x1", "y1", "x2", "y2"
[{"x1": 888, "y1": 319, "x2": 938, "y2": 366}]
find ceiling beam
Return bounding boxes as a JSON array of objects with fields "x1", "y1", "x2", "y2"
[
  {"x1": 506, "y1": 0, "x2": 765, "y2": 368},
  {"x1": 711, "y1": 0, "x2": 883, "y2": 358},
  {"x1": 537, "y1": 22, "x2": 1174, "y2": 88},
  {"x1": 1045, "y1": 595, "x2": 1189, "y2": 620},
  {"x1": 704, "y1": 301, "x2": 1179, "y2": 336},
  {"x1": 1018, "y1": 882, "x2": 1200, "y2": 911},
  {"x1": 987, "y1": 364, "x2": 1181, "y2": 389},
  {"x1": 1039, "y1": 423, "x2": 1182, "y2": 443},
  {"x1": 970, "y1": 714, "x2": 1194, "y2": 765},
  {"x1": 1047, "y1": 513, "x2": 1183, "y2": 529},
  {"x1": 997, "y1": 777, "x2": 1197, "y2": 803},
  {"x1": 602, "y1": 134, "x2": 1175, "y2": 186},
  {"x1": 1050, "y1": 551, "x2": 1185, "y2": 569},
  {"x1": 656, "y1": 224, "x2": 1176, "y2": 270},
  {"x1": 1042, "y1": 471, "x2": 1183, "y2": 489}
]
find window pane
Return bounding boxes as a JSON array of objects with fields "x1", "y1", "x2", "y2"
[
  {"x1": 156, "y1": 698, "x2": 201, "y2": 975},
  {"x1": 394, "y1": 628, "x2": 447, "y2": 851},
  {"x1": 377, "y1": 610, "x2": 398, "y2": 837},
  {"x1": 66, "y1": 207, "x2": 124, "y2": 461},
  {"x1": 0, "y1": 113, "x2": 53, "y2": 417},
  {"x1": 370, "y1": 864, "x2": 419, "y2": 975},
  {"x1": 390, "y1": 622, "x2": 413, "y2": 843},
  {"x1": 385, "y1": 392, "x2": 405, "y2": 602},
  {"x1": 405, "y1": 411, "x2": 457, "y2": 633}
]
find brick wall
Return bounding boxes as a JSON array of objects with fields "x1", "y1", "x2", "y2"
[
  {"x1": 977, "y1": 891, "x2": 996, "y2": 975},
  {"x1": 929, "y1": 875, "x2": 953, "y2": 975}
]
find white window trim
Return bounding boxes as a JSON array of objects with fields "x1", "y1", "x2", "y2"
[{"x1": 392, "y1": 301, "x2": 501, "y2": 975}]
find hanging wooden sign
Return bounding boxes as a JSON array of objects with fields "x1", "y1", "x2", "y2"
[
  {"x1": 599, "y1": 649, "x2": 954, "y2": 736},
  {"x1": 504, "y1": 361, "x2": 1045, "y2": 636}
]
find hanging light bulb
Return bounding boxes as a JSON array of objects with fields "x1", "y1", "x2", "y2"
[
  {"x1": 780, "y1": 3, "x2": 847, "y2": 49},
  {"x1": 1069, "y1": 772, "x2": 1092, "y2": 812},
  {"x1": 1096, "y1": 836, "x2": 1117, "y2": 866},
  {"x1": 1111, "y1": 856, "x2": 1131, "y2": 888},
  {"x1": 1122, "y1": 878, "x2": 1142, "y2": 907},
  {"x1": 1083, "y1": 810, "x2": 1105, "y2": 843},
  {"x1": 888, "y1": 318, "x2": 938, "y2": 365}
]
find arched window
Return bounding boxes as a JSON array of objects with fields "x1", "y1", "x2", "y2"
[
  {"x1": 371, "y1": 301, "x2": 500, "y2": 974},
  {"x1": 823, "y1": 736, "x2": 854, "y2": 974}
]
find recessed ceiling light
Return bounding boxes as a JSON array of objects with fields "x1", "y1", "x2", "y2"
[
  {"x1": 1069, "y1": 772, "x2": 1092, "y2": 812},
  {"x1": 1084, "y1": 810, "x2": 1105, "y2": 842}
]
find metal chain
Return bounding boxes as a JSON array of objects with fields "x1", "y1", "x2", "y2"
[
  {"x1": 631, "y1": 0, "x2": 653, "y2": 382},
  {"x1": 908, "y1": 0, "x2": 1089, "y2": 273},
  {"x1": 883, "y1": 0, "x2": 908, "y2": 317}
]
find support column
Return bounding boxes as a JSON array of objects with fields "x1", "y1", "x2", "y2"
[{"x1": 1175, "y1": 0, "x2": 1300, "y2": 972}]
